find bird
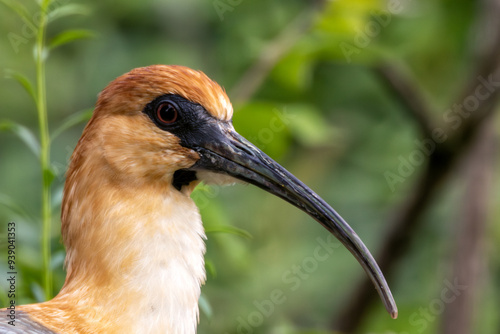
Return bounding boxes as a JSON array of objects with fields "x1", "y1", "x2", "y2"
[{"x1": 0, "y1": 65, "x2": 397, "y2": 333}]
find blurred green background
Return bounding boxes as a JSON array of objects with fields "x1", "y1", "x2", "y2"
[{"x1": 1, "y1": 0, "x2": 499, "y2": 333}]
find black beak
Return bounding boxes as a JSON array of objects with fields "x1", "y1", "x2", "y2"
[{"x1": 185, "y1": 121, "x2": 397, "y2": 319}]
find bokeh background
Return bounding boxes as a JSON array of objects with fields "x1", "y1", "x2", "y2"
[{"x1": 1, "y1": 0, "x2": 499, "y2": 333}]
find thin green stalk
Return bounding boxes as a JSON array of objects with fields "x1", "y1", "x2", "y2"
[{"x1": 36, "y1": 0, "x2": 52, "y2": 300}]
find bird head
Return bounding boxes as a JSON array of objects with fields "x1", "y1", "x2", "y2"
[
  {"x1": 73, "y1": 65, "x2": 397, "y2": 318},
  {"x1": 81, "y1": 65, "x2": 231, "y2": 190}
]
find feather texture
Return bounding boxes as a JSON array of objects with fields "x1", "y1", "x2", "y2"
[{"x1": 1, "y1": 65, "x2": 232, "y2": 333}]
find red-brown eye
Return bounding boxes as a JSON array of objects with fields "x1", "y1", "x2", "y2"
[{"x1": 156, "y1": 102, "x2": 178, "y2": 125}]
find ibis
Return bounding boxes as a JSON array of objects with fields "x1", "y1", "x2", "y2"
[{"x1": 0, "y1": 65, "x2": 397, "y2": 333}]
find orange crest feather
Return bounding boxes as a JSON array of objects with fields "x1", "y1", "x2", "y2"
[{"x1": 96, "y1": 65, "x2": 233, "y2": 121}]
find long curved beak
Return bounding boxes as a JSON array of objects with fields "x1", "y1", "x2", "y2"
[{"x1": 187, "y1": 122, "x2": 398, "y2": 319}]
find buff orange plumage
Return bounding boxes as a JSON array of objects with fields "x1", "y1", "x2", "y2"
[{"x1": 0, "y1": 65, "x2": 397, "y2": 334}]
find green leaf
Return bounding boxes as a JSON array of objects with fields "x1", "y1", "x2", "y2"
[
  {"x1": 285, "y1": 104, "x2": 339, "y2": 147},
  {"x1": 232, "y1": 102, "x2": 292, "y2": 159},
  {"x1": 48, "y1": 29, "x2": 96, "y2": 50},
  {"x1": 51, "y1": 108, "x2": 93, "y2": 142},
  {"x1": 0, "y1": 121, "x2": 40, "y2": 157},
  {"x1": 43, "y1": 167, "x2": 56, "y2": 186},
  {"x1": 0, "y1": 0, "x2": 31, "y2": 23},
  {"x1": 198, "y1": 293, "x2": 213, "y2": 319},
  {"x1": 47, "y1": 4, "x2": 91, "y2": 22},
  {"x1": 272, "y1": 47, "x2": 314, "y2": 91},
  {"x1": 4, "y1": 69, "x2": 37, "y2": 104},
  {"x1": 205, "y1": 225, "x2": 252, "y2": 239}
]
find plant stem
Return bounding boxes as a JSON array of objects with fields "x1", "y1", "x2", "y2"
[{"x1": 36, "y1": 0, "x2": 52, "y2": 300}]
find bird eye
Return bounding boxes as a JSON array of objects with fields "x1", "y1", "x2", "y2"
[{"x1": 156, "y1": 102, "x2": 178, "y2": 125}]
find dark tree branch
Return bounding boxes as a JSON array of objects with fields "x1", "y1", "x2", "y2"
[{"x1": 375, "y1": 64, "x2": 436, "y2": 138}]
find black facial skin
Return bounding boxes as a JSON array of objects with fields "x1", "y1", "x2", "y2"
[
  {"x1": 144, "y1": 94, "x2": 227, "y2": 190},
  {"x1": 171, "y1": 169, "x2": 197, "y2": 191},
  {"x1": 142, "y1": 94, "x2": 398, "y2": 319}
]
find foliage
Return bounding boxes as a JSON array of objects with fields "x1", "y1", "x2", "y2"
[
  {"x1": 0, "y1": 0, "x2": 499, "y2": 333},
  {"x1": 0, "y1": 0, "x2": 93, "y2": 300}
]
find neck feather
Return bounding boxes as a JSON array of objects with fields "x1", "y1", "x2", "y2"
[{"x1": 52, "y1": 152, "x2": 206, "y2": 333}]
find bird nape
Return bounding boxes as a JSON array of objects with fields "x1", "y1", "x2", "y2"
[{"x1": 0, "y1": 65, "x2": 397, "y2": 333}]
